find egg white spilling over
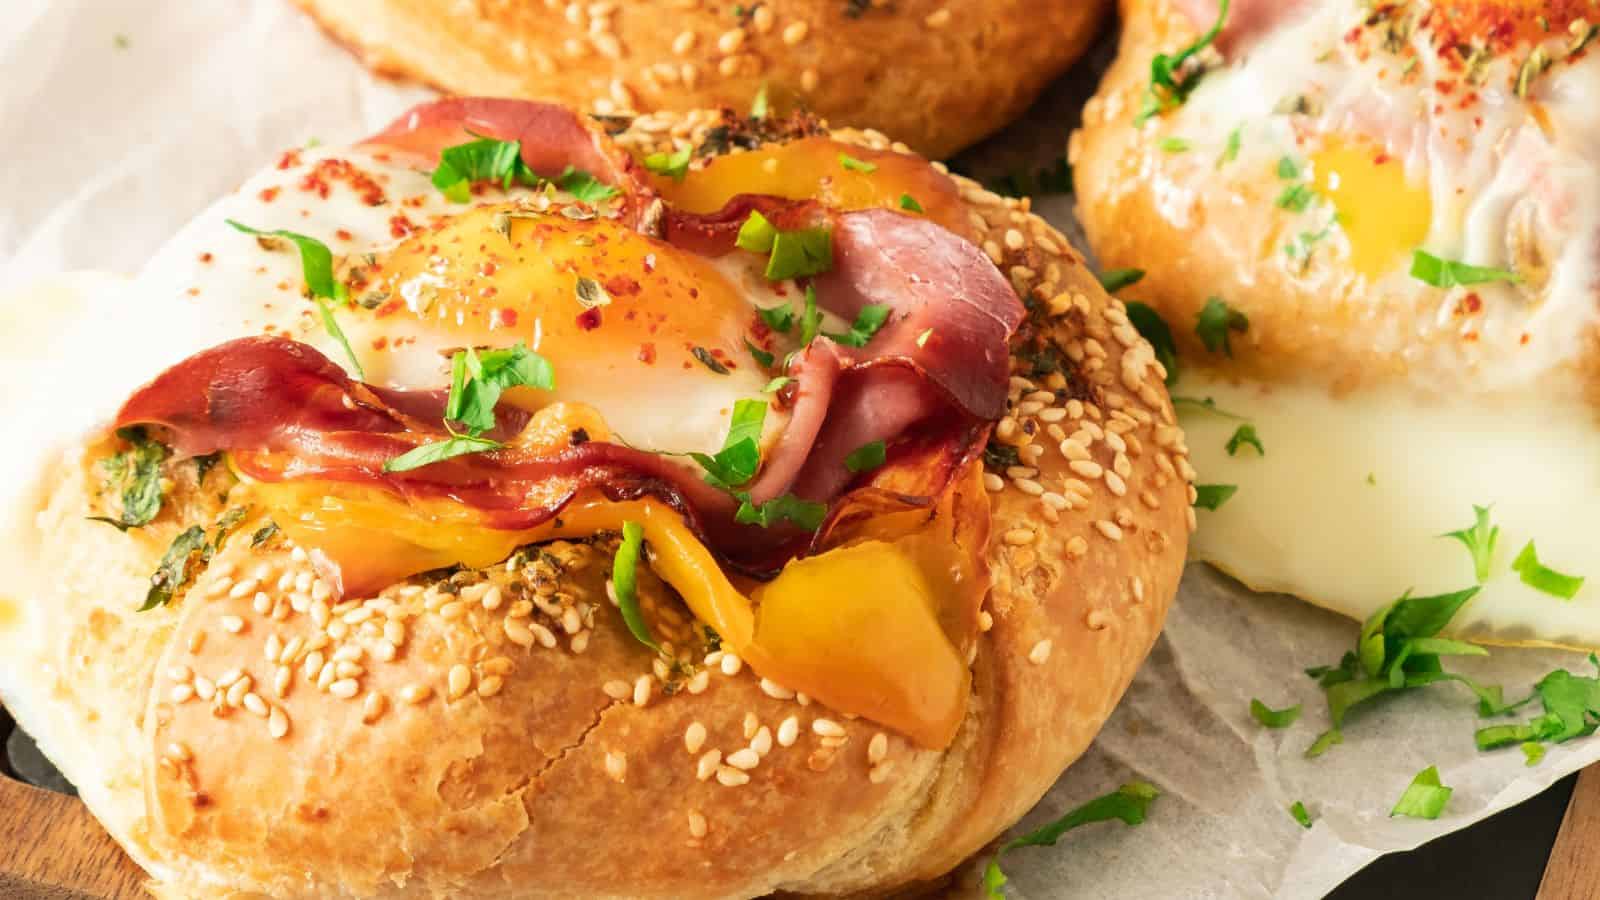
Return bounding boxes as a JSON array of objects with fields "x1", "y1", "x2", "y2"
[{"x1": 1180, "y1": 370, "x2": 1600, "y2": 649}]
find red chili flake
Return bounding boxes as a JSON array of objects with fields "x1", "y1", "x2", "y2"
[
  {"x1": 258, "y1": 186, "x2": 281, "y2": 203},
  {"x1": 198, "y1": 252, "x2": 214, "y2": 264},
  {"x1": 298, "y1": 158, "x2": 387, "y2": 205},
  {"x1": 605, "y1": 274, "x2": 642, "y2": 296},
  {"x1": 1520, "y1": 333, "x2": 1531, "y2": 345},
  {"x1": 277, "y1": 149, "x2": 302, "y2": 170},
  {"x1": 479, "y1": 261, "x2": 498, "y2": 277},
  {"x1": 389, "y1": 214, "x2": 417, "y2": 239},
  {"x1": 371, "y1": 336, "x2": 389, "y2": 350},
  {"x1": 638, "y1": 342, "x2": 657, "y2": 364},
  {"x1": 186, "y1": 287, "x2": 200, "y2": 297},
  {"x1": 335, "y1": 229, "x2": 354, "y2": 241},
  {"x1": 576, "y1": 308, "x2": 602, "y2": 330},
  {"x1": 495, "y1": 308, "x2": 519, "y2": 328},
  {"x1": 1373, "y1": 153, "x2": 1391, "y2": 165},
  {"x1": 1462, "y1": 292, "x2": 1483, "y2": 314}
]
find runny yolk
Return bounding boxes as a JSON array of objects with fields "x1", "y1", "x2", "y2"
[
  {"x1": 1310, "y1": 139, "x2": 1432, "y2": 281},
  {"x1": 648, "y1": 136, "x2": 970, "y2": 237},
  {"x1": 0, "y1": 595, "x2": 16, "y2": 628}
]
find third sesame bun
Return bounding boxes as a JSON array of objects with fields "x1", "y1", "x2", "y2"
[
  {"x1": 0, "y1": 112, "x2": 1190, "y2": 898},
  {"x1": 288, "y1": 0, "x2": 1107, "y2": 158}
]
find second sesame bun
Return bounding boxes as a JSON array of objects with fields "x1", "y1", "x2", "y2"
[
  {"x1": 288, "y1": 0, "x2": 1107, "y2": 158},
  {"x1": 0, "y1": 112, "x2": 1190, "y2": 898}
]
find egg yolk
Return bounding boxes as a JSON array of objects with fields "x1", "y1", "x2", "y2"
[
  {"x1": 1311, "y1": 140, "x2": 1432, "y2": 281},
  {"x1": 648, "y1": 136, "x2": 970, "y2": 237}
]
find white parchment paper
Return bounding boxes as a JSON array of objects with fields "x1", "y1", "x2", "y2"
[{"x1": 2, "y1": 1, "x2": 1595, "y2": 897}]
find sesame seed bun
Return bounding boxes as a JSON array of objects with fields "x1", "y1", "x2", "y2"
[
  {"x1": 0, "y1": 114, "x2": 1191, "y2": 898},
  {"x1": 288, "y1": 0, "x2": 1107, "y2": 158}
]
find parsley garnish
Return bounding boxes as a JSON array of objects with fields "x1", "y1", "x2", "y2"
[
  {"x1": 1476, "y1": 658, "x2": 1600, "y2": 751},
  {"x1": 1159, "y1": 137, "x2": 1192, "y2": 153},
  {"x1": 1275, "y1": 183, "x2": 1318, "y2": 212},
  {"x1": 762, "y1": 376, "x2": 792, "y2": 392},
  {"x1": 91, "y1": 426, "x2": 169, "y2": 530},
  {"x1": 431, "y1": 135, "x2": 538, "y2": 202},
  {"x1": 1512, "y1": 541, "x2": 1585, "y2": 600},
  {"x1": 1250, "y1": 699, "x2": 1301, "y2": 728},
  {"x1": 691, "y1": 399, "x2": 767, "y2": 490},
  {"x1": 612, "y1": 520, "x2": 659, "y2": 651},
  {"x1": 825, "y1": 304, "x2": 891, "y2": 347},
  {"x1": 1171, "y1": 395, "x2": 1245, "y2": 418},
  {"x1": 1390, "y1": 766, "x2": 1452, "y2": 819},
  {"x1": 1523, "y1": 742, "x2": 1547, "y2": 765},
  {"x1": 226, "y1": 220, "x2": 365, "y2": 378},
  {"x1": 1277, "y1": 156, "x2": 1302, "y2": 180},
  {"x1": 1225, "y1": 424, "x2": 1263, "y2": 456},
  {"x1": 1098, "y1": 268, "x2": 1146, "y2": 293},
  {"x1": 1442, "y1": 505, "x2": 1500, "y2": 585},
  {"x1": 733, "y1": 493, "x2": 827, "y2": 530},
  {"x1": 1125, "y1": 301, "x2": 1178, "y2": 385},
  {"x1": 799, "y1": 285, "x2": 823, "y2": 347},
  {"x1": 141, "y1": 525, "x2": 208, "y2": 611},
  {"x1": 845, "y1": 440, "x2": 887, "y2": 473},
  {"x1": 556, "y1": 166, "x2": 620, "y2": 203},
  {"x1": 839, "y1": 153, "x2": 877, "y2": 173},
  {"x1": 1409, "y1": 250, "x2": 1520, "y2": 288},
  {"x1": 981, "y1": 782, "x2": 1158, "y2": 898},
  {"x1": 757, "y1": 303, "x2": 795, "y2": 333},
  {"x1": 1289, "y1": 801, "x2": 1313, "y2": 829},
  {"x1": 899, "y1": 193, "x2": 924, "y2": 213},
  {"x1": 1136, "y1": 0, "x2": 1230, "y2": 125},
  {"x1": 385, "y1": 344, "x2": 554, "y2": 472},
  {"x1": 1219, "y1": 125, "x2": 1242, "y2": 167},
  {"x1": 250, "y1": 522, "x2": 280, "y2": 547},
  {"x1": 1193, "y1": 483, "x2": 1237, "y2": 510},
  {"x1": 745, "y1": 338, "x2": 775, "y2": 368},
  {"x1": 643, "y1": 145, "x2": 692, "y2": 181},
  {"x1": 735, "y1": 211, "x2": 834, "y2": 280},
  {"x1": 1195, "y1": 296, "x2": 1248, "y2": 356}
]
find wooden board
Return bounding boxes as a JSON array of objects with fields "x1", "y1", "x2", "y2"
[
  {"x1": 0, "y1": 774, "x2": 145, "y2": 899},
  {"x1": 1537, "y1": 766, "x2": 1600, "y2": 899}
]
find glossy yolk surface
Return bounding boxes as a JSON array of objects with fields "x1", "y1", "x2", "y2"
[
  {"x1": 246, "y1": 458, "x2": 987, "y2": 747},
  {"x1": 345, "y1": 206, "x2": 776, "y2": 457},
  {"x1": 648, "y1": 136, "x2": 970, "y2": 237},
  {"x1": 1311, "y1": 139, "x2": 1432, "y2": 281}
]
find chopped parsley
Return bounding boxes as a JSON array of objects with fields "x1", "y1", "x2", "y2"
[
  {"x1": 1136, "y1": 0, "x2": 1230, "y2": 125},
  {"x1": 1225, "y1": 424, "x2": 1264, "y2": 456},
  {"x1": 1284, "y1": 225, "x2": 1334, "y2": 267},
  {"x1": 691, "y1": 399, "x2": 767, "y2": 490},
  {"x1": 745, "y1": 338, "x2": 775, "y2": 368},
  {"x1": 899, "y1": 193, "x2": 924, "y2": 213},
  {"x1": 762, "y1": 376, "x2": 792, "y2": 393},
  {"x1": 1442, "y1": 505, "x2": 1500, "y2": 585},
  {"x1": 643, "y1": 145, "x2": 692, "y2": 181},
  {"x1": 225, "y1": 220, "x2": 365, "y2": 378},
  {"x1": 556, "y1": 166, "x2": 620, "y2": 203},
  {"x1": 1171, "y1": 395, "x2": 1245, "y2": 418},
  {"x1": 1409, "y1": 250, "x2": 1521, "y2": 289},
  {"x1": 1512, "y1": 541, "x2": 1585, "y2": 600},
  {"x1": 735, "y1": 211, "x2": 834, "y2": 281},
  {"x1": 612, "y1": 520, "x2": 659, "y2": 651},
  {"x1": 757, "y1": 303, "x2": 795, "y2": 333},
  {"x1": 799, "y1": 285, "x2": 823, "y2": 347},
  {"x1": 1193, "y1": 483, "x2": 1237, "y2": 510},
  {"x1": 825, "y1": 304, "x2": 891, "y2": 347},
  {"x1": 250, "y1": 522, "x2": 280, "y2": 547},
  {"x1": 91, "y1": 427, "x2": 169, "y2": 530},
  {"x1": 1289, "y1": 801, "x2": 1314, "y2": 829},
  {"x1": 981, "y1": 782, "x2": 1158, "y2": 898},
  {"x1": 1195, "y1": 296, "x2": 1248, "y2": 356},
  {"x1": 845, "y1": 440, "x2": 887, "y2": 474},
  {"x1": 431, "y1": 135, "x2": 538, "y2": 202},
  {"x1": 385, "y1": 344, "x2": 554, "y2": 472},
  {"x1": 692, "y1": 346, "x2": 732, "y2": 375},
  {"x1": 749, "y1": 82, "x2": 769, "y2": 119},
  {"x1": 1390, "y1": 766, "x2": 1452, "y2": 820},
  {"x1": 1476, "y1": 657, "x2": 1600, "y2": 752},
  {"x1": 1125, "y1": 301, "x2": 1178, "y2": 385},
  {"x1": 1277, "y1": 156, "x2": 1302, "y2": 180},
  {"x1": 1250, "y1": 699, "x2": 1301, "y2": 728},
  {"x1": 1219, "y1": 125, "x2": 1242, "y2": 167},
  {"x1": 1159, "y1": 137, "x2": 1192, "y2": 153},
  {"x1": 141, "y1": 525, "x2": 208, "y2": 611},
  {"x1": 1275, "y1": 183, "x2": 1319, "y2": 213},
  {"x1": 1523, "y1": 742, "x2": 1547, "y2": 766},
  {"x1": 1098, "y1": 268, "x2": 1146, "y2": 293},
  {"x1": 733, "y1": 493, "x2": 827, "y2": 530},
  {"x1": 839, "y1": 153, "x2": 877, "y2": 173}
]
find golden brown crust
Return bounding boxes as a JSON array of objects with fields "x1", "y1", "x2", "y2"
[
  {"x1": 2, "y1": 115, "x2": 1191, "y2": 899},
  {"x1": 289, "y1": 0, "x2": 1107, "y2": 158}
]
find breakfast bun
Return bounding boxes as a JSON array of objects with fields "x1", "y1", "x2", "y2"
[
  {"x1": 0, "y1": 99, "x2": 1191, "y2": 897},
  {"x1": 1072, "y1": 0, "x2": 1600, "y2": 647},
  {"x1": 288, "y1": 0, "x2": 1108, "y2": 158}
]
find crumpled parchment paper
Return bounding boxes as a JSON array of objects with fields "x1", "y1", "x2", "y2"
[{"x1": 2, "y1": 2, "x2": 1594, "y2": 897}]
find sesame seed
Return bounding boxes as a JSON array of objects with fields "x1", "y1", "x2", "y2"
[
  {"x1": 924, "y1": 7, "x2": 952, "y2": 27},
  {"x1": 688, "y1": 809, "x2": 708, "y2": 838},
  {"x1": 301, "y1": 650, "x2": 324, "y2": 681},
  {"x1": 605, "y1": 751, "x2": 627, "y2": 783},
  {"x1": 778, "y1": 716, "x2": 800, "y2": 747},
  {"x1": 273, "y1": 665, "x2": 292, "y2": 698},
  {"x1": 796, "y1": 692, "x2": 811, "y2": 707},
  {"x1": 477, "y1": 675, "x2": 504, "y2": 698},
  {"x1": 759, "y1": 678, "x2": 795, "y2": 699},
  {"x1": 1041, "y1": 491, "x2": 1069, "y2": 511},
  {"x1": 1029, "y1": 639, "x2": 1053, "y2": 664},
  {"x1": 326, "y1": 620, "x2": 349, "y2": 641},
  {"x1": 1095, "y1": 520, "x2": 1125, "y2": 541},
  {"x1": 869, "y1": 761, "x2": 893, "y2": 784},
  {"x1": 716, "y1": 28, "x2": 745, "y2": 54},
  {"x1": 1087, "y1": 610, "x2": 1111, "y2": 630},
  {"x1": 193, "y1": 676, "x2": 216, "y2": 701},
  {"x1": 696, "y1": 749, "x2": 722, "y2": 781},
  {"x1": 716, "y1": 766, "x2": 750, "y2": 787},
  {"x1": 384, "y1": 620, "x2": 406, "y2": 646},
  {"x1": 504, "y1": 617, "x2": 535, "y2": 647},
  {"x1": 310, "y1": 579, "x2": 332, "y2": 602},
  {"x1": 1069, "y1": 459, "x2": 1104, "y2": 479},
  {"x1": 743, "y1": 711, "x2": 760, "y2": 739},
  {"x1": 868, "y1": 732, "x2": 889, "y2": 764},
  {"x1": 330, "y1": 678, "x2": 360, "y2": 700},
  {"x1": 633, "y1": 675, "x2": 653, "y2": 707},
  {"x1": 253, "y1": 592, "x2": 273, "y2": 615},
  {"x1": 225, "y1": 677, "x2": 251, "y2": 708},
  {"x1": 169, "y1": 683, "x2": 195, "y2": 704},
  {"x1": 978, "y1": 610, "x2": 994, "y2": 632},
  {"x1": 685, "y1": 722, "x2": 708, "y2": 754},
  {"x1": 983, "y1": 473, "x2": 1005, "y2": 492},
  {"x1": 1003, "y1": 528, "x2": 1035, "y2": 546},
  {"x1": 672, "y1": 30, "x2": 696, "y2": 54},
  {"x1": 335, "y1": 660, "x2": 364, "y2": 679},
  {"x1": 168, "y1": 664, "x2": 193, "y2": 682},
  {"x1": 343, "y1": 607, "x2": 374, "y2": 625},
  {"x1": 812, "y1": 718, "x2": 845, "y2": 738},
  {"x1": 603, "y1": 679, "x2": 631, "y2": 700},
  {"x1": 400, "y1": 683, "x2": 433, "y2": 705},
  {"x1": 686, "y1": 669, "x2": 710, "y2": 694},
  {"x1": 316, "y1": 660, "x2": 336, "y2": 691},
  {"x1": 1106, "y1": 471, "x2": 1128, "y2": 496},
  {"x1": 726, "y1": 747, "x2": 761, "y2": 770},
  {"x1": 221, "y1": 615, "x2": 246, "y2": 634},
  {"x1": 1014, "y1": 478, "x2": 1044, "y2": 496},
  {"x1": 373, "y1": 641, "x2": 398, "y2": 663},
  {"x1": 720, "y1": 653, "x2": 743, "y2": 676},
  {"x1": 751, "y1": 725, "x2": 773, "y2": 756},
  {"x1": 362, "y1": 692, "x2": 388, "y2": 724},
  {"x1": 269, "y1": 706, "x2": 290, "y2": 739},
  {"x1": 570, "y1": 631, "x2": 591, "y2": 654},
  {"x1": 447, "y1": 665, "x2": 472, "y2": 700},
  {"x1": 800, "y1": 68, "x2": 819, "y2": 92},
  {"x1": 309, "y1": 601, "x2": 330, "y2": 627},
  {"x1": 243, "y1": 692, "x2": 269, "y2": 717},
  {"x1": 227, "y1": 579, "x2": 259, "y2": 600},
  {"x1": 532, "y1": 622, "x2": 559, "y2": 648},
  {"x1": 782, "y1": 20, "x2": 809, "y2": 44}
]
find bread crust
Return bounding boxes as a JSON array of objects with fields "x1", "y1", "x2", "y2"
[
  {"x1": 289, "y1": 0, "x2": 1106, "y2": 158},
  {"x1": 0, "y1": 115, "x2": 1191, "y2": 898}
]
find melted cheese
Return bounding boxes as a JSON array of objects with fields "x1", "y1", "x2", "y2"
[
  {"x1": 1311, "y1": 139, "x2": 1432, "y2": 281},
  {"x1": 1180, "y1": 370, "x2": 1600, "y2": 649}
]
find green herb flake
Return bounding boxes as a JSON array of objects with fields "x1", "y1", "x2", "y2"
[
  {"x1": 643, "y1": 145, "x2": 693, "y2": 181},
  {"x1": 1193, "y1": 483, "x2": 1237, "y2": 511},
  {"x1": 1390, "y1": 766, "x2": 1452, "y2": 820},
  {"x1": 1225, "y1": 424, "x2": 1264, "y2": 457},
  {"x1": 1250, "y1": 699, "x2": 1302, "y2": 728},
  {"x1": 899, "y1": 193, "x2": 924, "y2": 213},
  {"x1": 1277, "y1": 156, "x2": 1302, "y2": 180},
  {"x1": 750, "y1": 83, "x2": 770, "y2": 119},
  {"x1": 445, "y1": 343, "x2": 556, "y2": 436},
  {"x1": 825, "y1": 303, "x2": 891, "y2": 347},
  {"x1": 799, "y1": 285, "x2": 823, "y2": 347},
  {"x1": 250, "y1": 522, "x2": 280, "y2": 547},
  {"x1": 556, "y1": 166, "x2": 620, "y2": 203},
  {"x1": 1409, "y1": 250, "x2": 1521, "y2": 289},
  {"x1": 745, "y1": 338, "x2": 775, "y2": 368},
  {"x1": 693, "y1": 346, "x2": 732, "y2": 375},
  {"x1": 93, "y1": 426, "x2": 170, "y2": 530},
  {"x1": 1171, "y1": 395, "x2": 1245, "y2": 418},
  {"x1": 839, "y1": 153, "x2": 878, "y2": 173},
  {"x1": 1125, "y1": 301, "x2": 1179, "y2": 385},
  {"x1": 1195, "y1": 296, "x2": 1249, "y2": 356},
  {"x1": 383, "y1": 434, "x2": 504, "y2": 473},
  {"x1": 1275, "y1": 183, "x2": 1319, "y2": 213},
  {"x1": 1512, "y1": 540, "x2": 1585, "y2": 600},
  {"x1": 982, "y1": 782, "x2": 1158, "y2": 898},
  {"x1": 757, "y1": 302, "x2": 795, "y2": 333},
  {"x1": 612, "y1": 520, "x2": 659, "y2": 651},
  {"x1": 1219, "y1": 125, "x2": 1243, "y2": 167},
  {"x1": 1522, "y1": 741, "x2": 1547, "y2": 766},
  {"x1": 1098, "y1": 268, "x2": 1146, "y2": 294},
  {"x1": 765, "y1": 227, "x2": 834, "y2": 281},
  {"x1": 141, "y1": 525, "x2": 209, "y2": 611},
  {"x1": 1289, "y1": 801, "x2": 1314, "y2": 829},
  {"x1": 1442, "y1": 505, "x2": 1500, "y2": 585},
  {"x1": 691, "y1": 399, "x2": 768, "y2": 490},
  {"x1": 1159, "y1": 137, "x2": 1192, "y2": 153},
  {"x1": 845, "y1": 440, "x2": 887, "y2": 474},
  {"x1": 1136, "y1": 0, "x2": 1230, "y2": 125},
  {"x1": 226, "y1": 220, "x2": 365, "y2": 378},
  {"x1": 734, "y1": 493, "x2": 827, "y2": 530},
  {"x1": 736, "y1": 211, "x2": 779, "y2": 254},
  {"x1": 431, "y1": 136, "x2": 537, "y2": 201},
  {"x1": 762, "y1": 376, "x2": 792, "y2": 393}
]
